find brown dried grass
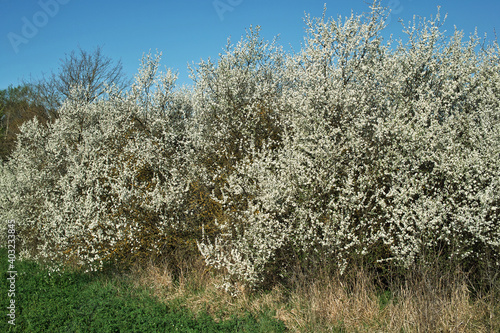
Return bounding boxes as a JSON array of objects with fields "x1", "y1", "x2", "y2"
[{"x1": 126, "y1": 254, "x2": 499, "y2": 332}]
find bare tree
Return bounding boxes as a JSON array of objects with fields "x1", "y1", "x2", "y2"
[{"x1": 30, "y1": 45, "x2": 130, "y2": 114}]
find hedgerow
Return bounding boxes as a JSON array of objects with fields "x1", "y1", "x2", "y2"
[
  {"x1": 0, "y1": 1, "x2": 498, "y2": 290},
  {"x1": 0, "y1": 53, "x2": 196, "y2": 270},
  {"x1": 196, "y1": 4, "x2": 499, "y2": 289}
]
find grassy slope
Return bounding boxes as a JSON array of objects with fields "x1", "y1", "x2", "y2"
[
  {"x1": 0, "y1": 247, "x2": 498, "y2": 332},
  {"x1": 0, "y1": 248, "x2": 286, "y2": 332}
]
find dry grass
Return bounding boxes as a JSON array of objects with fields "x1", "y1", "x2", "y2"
[
  {"x1": 125, "y1": 255, "x2": 499, "y2": 332},
  {"x1": 382, "y1": 273, "x2": 498, "y2": 333}
]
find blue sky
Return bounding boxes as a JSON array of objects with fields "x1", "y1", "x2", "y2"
[{"x1": 1, "y1": 0, "x2": 499, "y2": 90}]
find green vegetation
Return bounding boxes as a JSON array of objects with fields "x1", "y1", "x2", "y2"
[
  {"x1": 0, "y1": 1, "x2": 498, "y2": 331},
  {"x1": 0, "y1": 85, "x2": 49, "y2": 161},
  {"x1": 0, "y1": 248, "x2": 286, "y2": 332}
]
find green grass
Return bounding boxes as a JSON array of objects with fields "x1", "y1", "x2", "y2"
[{"x1": 0, "y1": 248, "x2": 286, "y2": 332}]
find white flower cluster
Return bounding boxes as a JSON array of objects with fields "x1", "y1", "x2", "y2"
[
  {"x1": 0, "y1": 2, "x2": 498, "y2": 288},
  {"x1": 197, "y1": 5, "x2": 499, "y2": 288},
  {"x1": 0, "y1": 53, "x2": 194, "y2": 270}
]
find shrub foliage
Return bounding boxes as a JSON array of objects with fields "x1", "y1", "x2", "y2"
[{"x1": 1, "y1": 2, "x2": 498, "y2": 289}]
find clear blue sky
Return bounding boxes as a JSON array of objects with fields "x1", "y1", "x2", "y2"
[{"x1": 1, "y1": 0, "x2": 499, "y2": 90}]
